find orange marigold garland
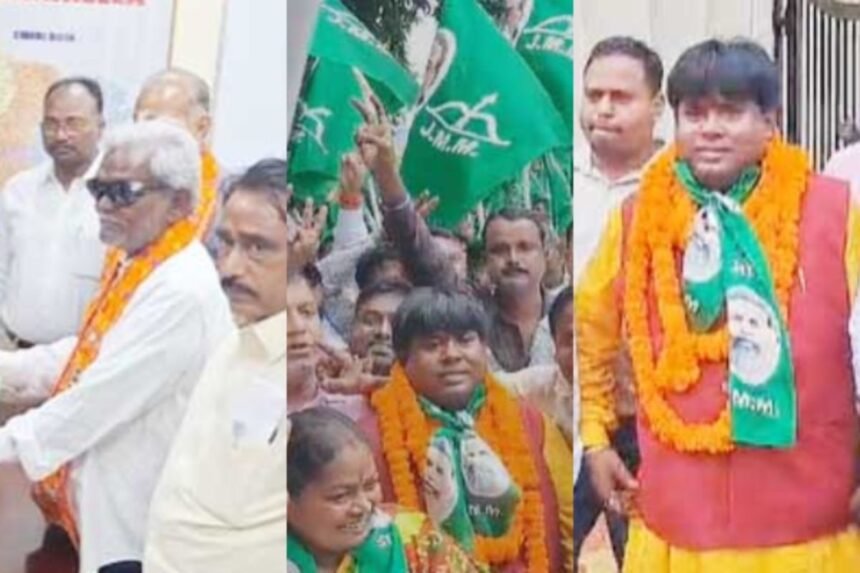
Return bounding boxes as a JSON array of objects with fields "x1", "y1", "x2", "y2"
[
  {"x1": 624, "y1": 138, "x2": 808, "y2": 453},
  {"x1": 371, "y1": 364, "x2": 550, "y2": 572}
]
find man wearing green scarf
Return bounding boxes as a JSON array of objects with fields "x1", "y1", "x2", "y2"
[
  {"x1": 577, "y1": 38, "x2": 860, "y2": 571},
  {"x1": 355, "y1": 287, "x2": 573, "y2": 571}
]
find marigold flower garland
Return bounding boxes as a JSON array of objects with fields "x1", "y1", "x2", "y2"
[
  {"x1": 32, "y1": 215, "x2": 198, "y2": 546},
  {"x1": 371, "y1": 364, "x2": 550, "y2": 572},
  {"x1": 624, "y1": 138, "x2": 808, "y2": 453}
]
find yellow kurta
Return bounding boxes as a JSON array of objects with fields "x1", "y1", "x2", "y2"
[{"x1": 575, "y1": 203, "x2": 860, "y2": 572}]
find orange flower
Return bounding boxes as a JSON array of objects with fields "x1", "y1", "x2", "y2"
[
  {"x1": 371, "y1": 364, "x2": 550, "y2": 572},
  {"x1": 624, "y1": 138, "x2": 808, "y2": 453}
]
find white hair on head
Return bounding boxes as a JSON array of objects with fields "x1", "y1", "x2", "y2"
[{"x1": 103, "y1": 120, "x2": 201, "y2": 206}]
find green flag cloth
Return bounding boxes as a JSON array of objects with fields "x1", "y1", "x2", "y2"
[
  {"x1": 288, "y1": 509, "x2": 409, "y2": 572},
  {"x1": 418, "y1": 384, "x2": 520, "y2": 552},
  {"x1": 677, "y1": 161, "x2": 796, "y2": 449},
  {"x1": 516, "y1": 0, "x2": 574, "y2": 136},
  {"x1": 401, "y1": 0, "x2": 568, "y2": 228},
  {"x1": 309, "y1": 0, "x2": 418, "y2": 106},
  {"x1": 289, "y1": 0, "x2": 419, "y2": 202},
  {"x1": 288, "y1": 59, "x2": 361, "y2": 203}
]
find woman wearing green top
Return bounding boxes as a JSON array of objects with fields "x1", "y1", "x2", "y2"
[{"x1": 288, "y1": 406, "x2": 487, "y2": 573}]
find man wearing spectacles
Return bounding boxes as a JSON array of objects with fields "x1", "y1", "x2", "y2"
[
  {"x1": 0, "y1": 120, "x2": 234, "y2": 573},
  {"x1": 145, "y1": 159, "x2": 288, "y2": 573},
  {"x1": 0, "y1": 77, "x2": 106, "y2": 348}
]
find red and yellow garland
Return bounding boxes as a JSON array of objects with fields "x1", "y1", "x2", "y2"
[
  {"x1": 623, "y1": 138, "x2": 808, "y2": 453},
  {"x1": 32, "y1": 214, "x2": 199, "y2": 546},
  {"x1": 371, "y1": 364, "x2": 549, "y2": 572}
]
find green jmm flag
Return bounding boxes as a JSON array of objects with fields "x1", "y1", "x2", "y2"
[
  {"x1": 515, "y1": 0, "x2": 574, "y2": 138},
  {"x1": 401, "y1": 0, "x2": 568, "y2": 229},
  {"x1": 288, "y1": 59, "x2": 362, "y2": 203},
  {"x1": 309, "y1": 0, "x2": 418, "y2": 106},
  {"x1": 288, "y1": 0, "x2": 419, "y2": 202}
]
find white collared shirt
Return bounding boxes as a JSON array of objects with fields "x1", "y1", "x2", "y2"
[
  {"x1": 0, "y1": 157, "x2": 106, "y2": 344},
  {"x1": 572, "y1": 148, "x2": 651, "y2": 286},
  {"x1": 0, "y1": 241, "x2": 234, "y2": 572},
  {"x1": 144, "y1": 311, "x2": 286, "y2": 573}
]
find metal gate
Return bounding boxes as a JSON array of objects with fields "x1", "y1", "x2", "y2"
[{"x1": 775, "y1": 0, "x2": 860, "y2": 168}]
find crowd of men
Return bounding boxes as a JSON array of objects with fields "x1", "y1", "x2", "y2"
[
  {"x1": 0, "y1": 70, "x2": 286, "y2": 573},
  {"x1": 286, "y1": 82, "x2": 576, "y2": 571}
]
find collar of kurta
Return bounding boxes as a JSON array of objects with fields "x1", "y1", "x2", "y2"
[{"x1": 240, "y1": 310, "x2": 286, "y2": 364}]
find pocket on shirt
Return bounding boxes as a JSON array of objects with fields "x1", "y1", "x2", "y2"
[{"x1": 193, "y1": 423, "x2": 287, "y2": 527}]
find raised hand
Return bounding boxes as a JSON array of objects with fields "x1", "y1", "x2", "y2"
[{"x1": 289, "y1": 198, "x2": 328, "y2": 268}]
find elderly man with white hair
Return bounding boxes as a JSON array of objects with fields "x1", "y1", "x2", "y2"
[{"x1": 0, "y1": 120, "x2": 234, "y2": 573}]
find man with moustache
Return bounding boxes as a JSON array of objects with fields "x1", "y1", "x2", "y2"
[
  {"x1": 0, "y1": 77, "x2": 106, "y2": 348},
  {"x1": 353, "y1": 95, "x2": 551, "y2": 372},
  {"x1": 347, "y1": 280, "x2": 412, "y2": 377},
  {"x1": 145, "y1": 158, "x2": 289, "y2": 573},
  {"x1": 0, "y1": 121, "x2": 233, "y2": 572}
]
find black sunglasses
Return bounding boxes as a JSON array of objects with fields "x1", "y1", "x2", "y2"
[{"x1": 86, "y1": 179, "x2": 163, "y2": 207}]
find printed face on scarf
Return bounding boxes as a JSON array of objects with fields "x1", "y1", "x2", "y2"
[
  {"x1": 683, "y1": 206, "x2": 722, "y2": 283},
  {"x1": 288, "y1": 439, "x2": 382, "y2": 563},
  {"x1": 423, "y1": 438, "x2": 458, "y2": 524},
  {"x1": 461, "y1": 435, "x2": 512, "y2": 498},
  {"x1": 727, "y1": 288, "x2": 781, "y2": 386}
]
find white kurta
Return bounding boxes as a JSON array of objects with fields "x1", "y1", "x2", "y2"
[
  {"x1": 144, "y1": 311, "x2": 286, "y2": 573},
  {"x1": 0, "y1": 241, "x2": 235, "y2": 572},
  {"x1": 0, "y1": 158, "x2": 105, "y2": 344}
]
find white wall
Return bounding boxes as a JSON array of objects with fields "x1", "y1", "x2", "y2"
[{"x1": 211, "y1": 0, "x2": 288, "y2": 170}]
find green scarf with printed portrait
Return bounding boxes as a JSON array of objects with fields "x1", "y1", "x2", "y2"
[
  {"x1": 676, "y1": 160, "x2": 796, "y2": 448},
  {"x1": 418, "y1": 384, "x2": 521, "y2": 552}
]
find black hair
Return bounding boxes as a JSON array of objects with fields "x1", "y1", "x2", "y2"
[
  {"x1": 355, "y1": 243, "x2": 404, "y2": 290},
  {"x1": 224, "y1": 158, "x2": 289, "y2": 220},
  {"x1": 392, "y1": 287, "x2": 488, "y2": 362},
  {"x1": 667, "y1": 38, "x2": 781, "y2": 113},
  {"x1": 585, "y1": 36, "x2": 664, "y2": 95},
  {"x1": 44, "y1": 76, "x2": 104, "y2": 114},
  {"x1": 287, "y1": 407, "x2": 370, "y2": 499},
  {"x1": 355, "y1": 280, "x2": 412, "y2": 315},
  {"x1": 482, "y1": 207, "x2": 546, "y2": 247},
  {"x1": 288, "y1": 263, "x2": 321, "y2": 287},
  {"x1": 548, "y1": 286, "x2": 574, "y2": 339}
]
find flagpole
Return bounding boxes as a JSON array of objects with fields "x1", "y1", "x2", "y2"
[
  {"x1": 522, "y1": 164, "x2": 531, "y2": 209},
  {"x1": 366, "y1": 177, "x2": 383, "y2": 232}
]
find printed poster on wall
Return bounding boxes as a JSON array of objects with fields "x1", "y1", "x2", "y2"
[{"x1": 0, "y1": 0, "x2": 175, "y2": 185}]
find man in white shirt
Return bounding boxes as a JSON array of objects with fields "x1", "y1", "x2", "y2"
[
  {"x1": 0, "y1": 121, "x2": 234, "y2": 573},
  {"x1": 572, "y1": 36, "x2": 664, "y2": 572},
  {"x1": 144, "y1": 159, "x2": 288, "y2": 573},
  {"x1": 0, "y1": 77, "x2": 107, "y2": 347},
  {"x1": 573, "y1": 37, "x2": 665, "y2": 283}
]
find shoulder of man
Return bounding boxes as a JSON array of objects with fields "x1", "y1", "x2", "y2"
[{"x1": 1, "y1": 161, "x2": 51, "y2": 197}]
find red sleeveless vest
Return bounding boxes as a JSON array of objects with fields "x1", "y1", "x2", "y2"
[{"x1": 619, "y1": 174, "x2": 859, "y2": 549}]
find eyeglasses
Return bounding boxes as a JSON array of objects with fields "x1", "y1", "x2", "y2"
[
  {"x1": 86, "y1": 179, "x2": 164, "y2": 207},
  {"x1": 42, "y1": 117, "x2": 93, "y2": 136}
]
